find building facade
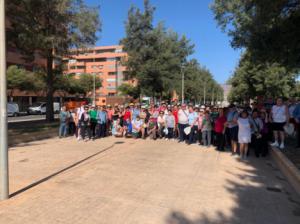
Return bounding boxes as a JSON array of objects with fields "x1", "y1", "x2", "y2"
[{"x1": 63, "y1": 45, "x2": 133, "y2": 101}]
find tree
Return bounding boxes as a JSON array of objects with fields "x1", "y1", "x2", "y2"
[
  {"x1": 211, "y1": 0, "x2": 300, "y2": 70},
  {"x1": 7, "y1": 65, "x2": 45, "y2": 97},
  {"x1": 228, "y1": 53, "x2": 297, "y2": 102},
  {"x1": 75, "y1": 73, "x2": 102, "y2": 95},
  {"x1": 6, "y1": 0, "x2": 101, "y2": 121},
  {"x1": 118, "y1": 83, "x2": 140, "y2": 99},
  {"x1": 121, "y1": 0, "x2": 194, "y2": 99},
  {"x1": 182, "y1": 59, "x2": 223, "y2": 104}
]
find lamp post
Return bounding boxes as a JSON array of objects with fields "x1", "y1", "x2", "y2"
[
  {"x1": 181, "y1": 65, "x2": 184, "y2": 104},
  {"x1": 93, "y1": 72, "x2": 96, "y2": 105},
  {"x1": 0, "y1": 0, "x2": 9, "y2": 200}
]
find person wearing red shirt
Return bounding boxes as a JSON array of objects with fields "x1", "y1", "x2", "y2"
[
  {"x1": 214, "y1": 108, "x2": 227, "y2": 151},
  {"x1": 173, "y1": 105, "x2": 179, "y2": 138}
]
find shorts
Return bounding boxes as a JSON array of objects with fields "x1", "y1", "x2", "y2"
[
  {"x1": 132, "y1": 132, "x2": 141, "y2": 138},
  {"x1": 229, "y1": 126, "x2": 238, "y2": 142},
  {"x1": 272, "y1": 122, "x2": 286, "y2": 131}
]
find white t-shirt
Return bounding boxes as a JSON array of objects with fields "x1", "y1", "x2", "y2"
[
  {"x1": 132, "y1": 119, "x2": 143, "y2": 133},
  {"x1": 272, "y1": 105, "x2": 287, "y2": 123},
  {"x1": 178, "y1": 109, "x2": 189, "y2": 124}
]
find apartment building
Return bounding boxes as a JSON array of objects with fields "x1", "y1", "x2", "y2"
[{"x1": 63, "y1": 45, "x2": 133, "y2": 100}]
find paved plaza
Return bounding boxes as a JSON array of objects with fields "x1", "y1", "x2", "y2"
[{"x1": 0, "y1": 137, "x2": 300, "y2": 224}]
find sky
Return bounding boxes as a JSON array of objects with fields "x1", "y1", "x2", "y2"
[{"x1": 85, "y1": 0, "x2": 242, "y2": 84}]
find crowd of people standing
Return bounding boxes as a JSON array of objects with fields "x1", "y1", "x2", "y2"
[{"x1": 58, "y1": 97, "x2": 299, "y2": 160}]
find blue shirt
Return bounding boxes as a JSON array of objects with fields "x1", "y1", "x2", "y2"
[
  {"x1": 227, "y1": 110, "x2": 238, "y2": 128},
  {"x1": 97, "y1": 111, "x2": 107, "y2": 124},
  {"x1": 293, "y1": 103, "x2": 300, "y2": 120},
  {"x1": 188, "y1": 112, "x2": 198, "y2": 126},
  {"x1": 132, "y1": 108, "x2": 140, "y2": 120}
]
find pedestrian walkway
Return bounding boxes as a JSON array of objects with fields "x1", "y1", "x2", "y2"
[{"x1": 0, "y1": 137, "x2": 300, "y2": 224}]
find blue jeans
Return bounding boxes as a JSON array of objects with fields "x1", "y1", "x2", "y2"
[
  {"x1": 202, "y1": 130, "x2": 211, "y2": 146},
  {"x1": 59, "y1": 122, "x2": 68, "y2": 137}
]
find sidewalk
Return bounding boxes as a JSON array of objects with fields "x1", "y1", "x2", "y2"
[{"x1": 0, "y1": 137, "x2": 300, "y2": 224}]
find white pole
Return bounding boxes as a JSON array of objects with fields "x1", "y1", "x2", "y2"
[
  {"x1": 93, "y1": 73, "x2": 95, "y2": 105},
  {"x1": 181, "y1": 66, "x2": 184, "y2": 104},
  {"x1": 0, "y1": 0, "x2": 9, "y2": 200}
]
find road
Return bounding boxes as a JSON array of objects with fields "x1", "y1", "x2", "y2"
[
  {"x1": 0, "y1": 137, "x2": 299, "y2": 224},
  {"x1": 8, "y1": 114, "x2": 59, "y2": 123}
]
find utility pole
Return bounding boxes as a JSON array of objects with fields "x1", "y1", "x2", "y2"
[
  {"x1": 0, "y1": 0, "x2": 9, "y2": 200},
  {"x1": 93, "y1": 72, "x2": 96, "y2": 105},
  {"x1": 181, "y1": 66, "x2": 184, "y2": 104},
  {"x1": 212, "y1": 89, "x2": 214, "y2": 105},
  {"x1": 203, "y1": 85, "x2": 206, "y2": 105}
]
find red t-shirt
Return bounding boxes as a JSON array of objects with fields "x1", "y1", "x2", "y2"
[
  {"x1": 173, "y1": 110, "x2": 178, "y2": 124},
  {"x1": 214, "y1": 116, "x2": 226, "y2": 133},
  {"x1": 123, "y1": 111, "x2": 131, "y2": 121}
]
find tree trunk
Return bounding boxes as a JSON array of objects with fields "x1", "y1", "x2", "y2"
[{"x1": 46, "y1": 50, "x2": 54, "y2": 122}]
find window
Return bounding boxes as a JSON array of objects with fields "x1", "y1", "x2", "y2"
[
  {"x1": 108, "y1": 93, "x2": 115, "y2": 96},
  {"x1": 108, "y1": 72, "x2": 117, "y2": 76},
  {"x1": 95, "y1": 49, "x2": 115, "y2": 54},
  {"x1": 77, "y1": 59, "x2": 94, "y2": 63},
  {"x1": 107, "y1": 65, "x2": 115, "y2": 69},
  {"x1": 115, "y1": 48, "x2": 123, "y2": 53},
  {"x1": 77, "y1": 66, "x2": 85, "y2": 69},
  {"x1": 123, "y1": 72, "x2": 129, "y2": 80},
  {"x1": 98, "y1": 72, "x2": 103, "y2": 76},
  {"x1": 68, "y1": 59, "x2": 77, "y2": 64},
  {"x1": 107, "y1": 86, "x2": 116, "y2": 90},
  {"x1": 70, "y1": 66, "x2": 76, "y2": 70},
  {"x1": 98, "y1": 65, "x2": 103, "y2": 69},
  {"x1": 95, "y1": 58, "x2": 106, "y2": 62},
  {"x1": 107, "y1": 57, "x2": 116, "y2": 61},
  {"x1": 106, "y1": 78, "x2": 116, "y2": 82}
]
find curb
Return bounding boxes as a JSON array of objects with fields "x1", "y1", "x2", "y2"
[{"x1": 270, "y1": 146, "x2": 300, "y2": 195}]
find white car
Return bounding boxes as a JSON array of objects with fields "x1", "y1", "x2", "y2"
[
  {"x1": 7, "y1": 102, "x2": 20, "y2": 117},
  {"x1": 28, "y1": 102, "x2": 60, "y2": 115}
]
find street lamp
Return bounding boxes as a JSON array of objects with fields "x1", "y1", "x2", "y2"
[
  {"x1": 0, "y1": 0, "x2": 9, "y2": 200},
  {"x1": 181, "y1": 65, "x2": 185, "y2": 104},
  {"x1": 93, "y1": 72, "x2": 95, "y2": 105}
]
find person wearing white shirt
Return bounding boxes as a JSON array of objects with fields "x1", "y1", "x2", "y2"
[
  {"x1": 178, "y1": 104, "x2": 189, "y2": 142},
  {"x1": 270, "y1": 98, "x2": 289, "y2": 149}
]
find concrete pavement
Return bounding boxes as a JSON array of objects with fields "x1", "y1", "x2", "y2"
[{"x1": 0, "y1": 137, "x2": 300, "y2": 224}]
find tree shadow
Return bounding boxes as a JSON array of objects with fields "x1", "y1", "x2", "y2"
[{"x1": 166, "y1": 157, "x2": 300, "y2": 224}]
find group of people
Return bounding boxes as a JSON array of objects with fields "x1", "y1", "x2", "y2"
[{"x1": 58, "y1": 97, "x2": 299, "y2": 160}]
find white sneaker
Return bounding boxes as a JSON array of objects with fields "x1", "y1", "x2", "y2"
[
  {"x1": 271, "y1": 142, "x2": 279, "y2": 147},
  {"x1": 279, "y1": 143, "x2": 284, "y2": 149}
]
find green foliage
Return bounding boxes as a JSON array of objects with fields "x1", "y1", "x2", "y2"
[
  {"x1": 7, "y1": 66, "x2": 45, "y2": 94},
  {"x1": 121, "y1": 0, "x2": 194, "y2": 98},
  {"x1": 6, "y1": 0, "x2": 101, "y2": 121},
  {"x1": 228, "y1": 53, "x2": 297, "y2": 102},
  {"x1": 182, "y1": 60, "x2": 224, "y2": 103},
  {"x1": 211, "y1": 0, "x2": 300, "y2": 70},
  {"x1": 118, "y1": 83, "x2": 140, "y2": 99}
]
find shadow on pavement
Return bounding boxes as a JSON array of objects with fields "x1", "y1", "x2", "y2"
[
  {"x1": 10, "y1": 143, "x2": 116, "y2": 198},
  {"x1": 165, "y1": 158, "x2": 300, "y2": 224}
]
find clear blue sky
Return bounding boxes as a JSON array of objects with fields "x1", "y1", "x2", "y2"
[{"x1": 85, "y1": 0, "x2": 241, "y2": 84}]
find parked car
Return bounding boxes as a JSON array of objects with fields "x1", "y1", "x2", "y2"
[
  {"x1": 7, "y1": 102, "x2": 20, "y2": 117},
  {"x1": 28, "y1": 102, "x2": 60, "y2": 115}
]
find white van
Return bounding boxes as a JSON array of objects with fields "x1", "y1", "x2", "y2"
[
  {"x1": 7, "y1": 102, "x2": 20, "y2": 117},
  {"x1": 28, "y1": 102, "x2": 60, "y2": 115}
]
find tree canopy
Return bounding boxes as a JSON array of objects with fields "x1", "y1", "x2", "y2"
[
  {"x1": 228, "y1": 52, "x2": 297, "y2": 102},
  {"x1": 211, "y1": 0, "x2": 300, "y2": 70},
  {"x1": 6, "y1": 0, "x2": 101, "y2": 121},
  {"x1": 121, "y1": 0, "x2": 195, "y2": 99}
]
